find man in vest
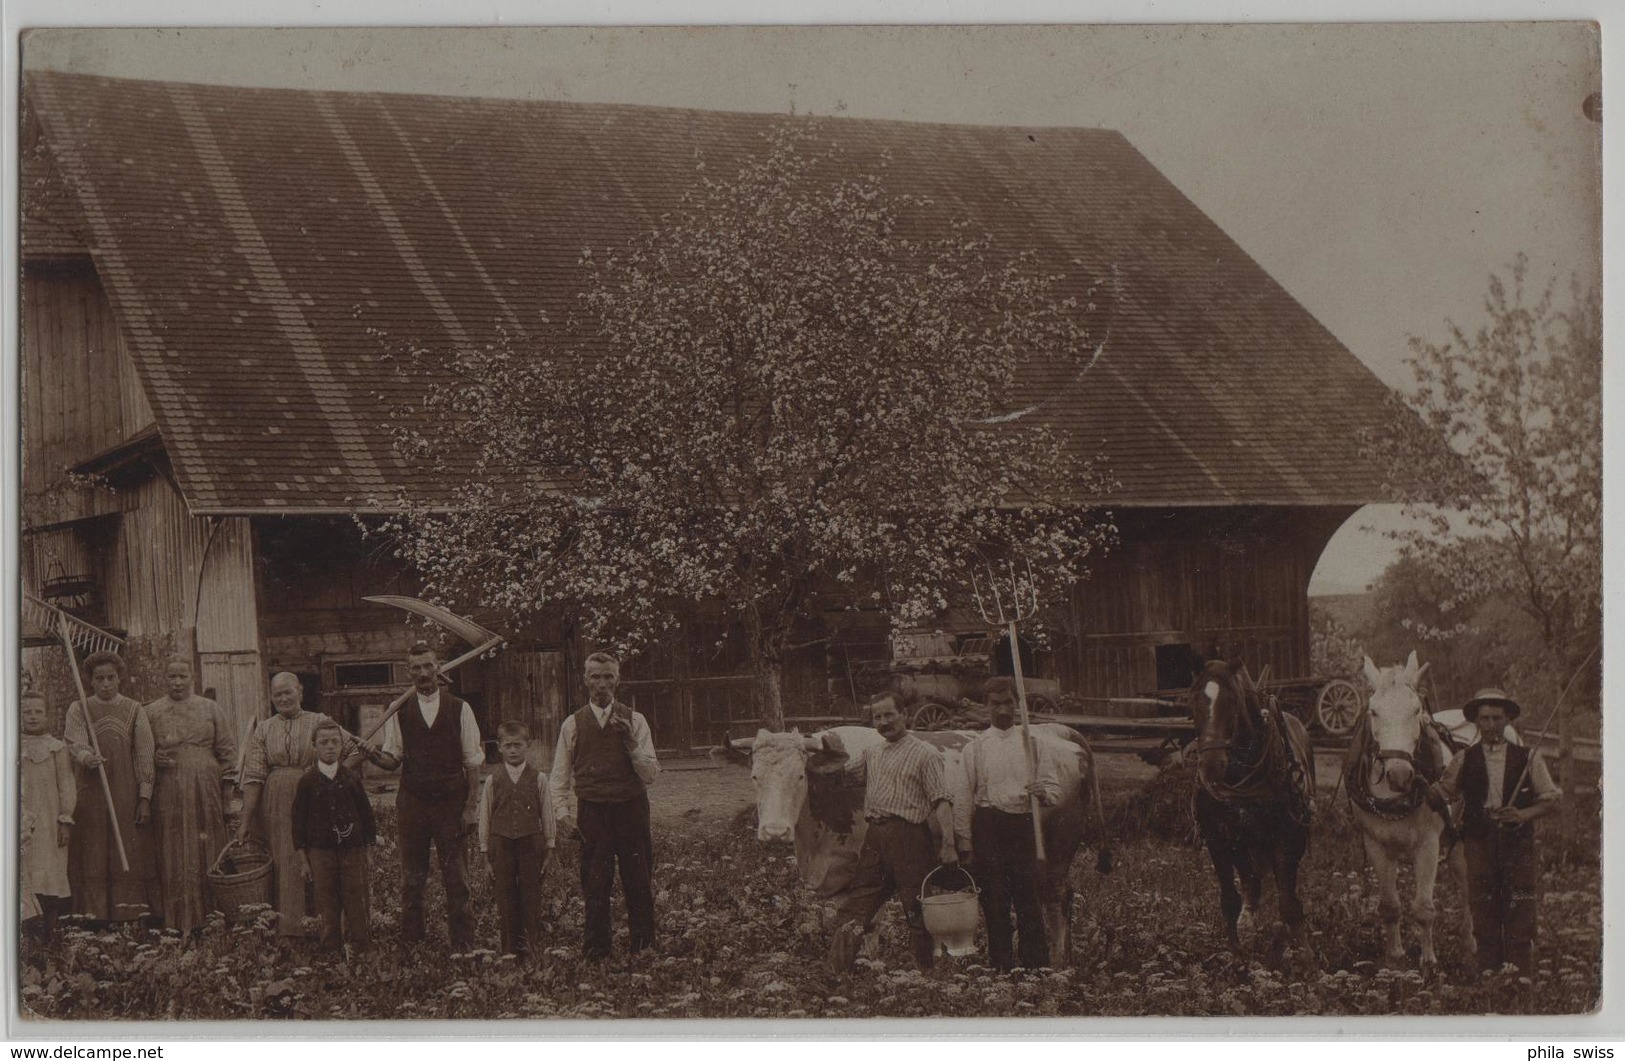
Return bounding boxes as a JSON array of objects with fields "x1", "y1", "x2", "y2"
[
  {"x1": 1430, "y1": 688, "x2": 1560, "y2": 976},
  {"x1": 368, "y1": 642, "x2": 485, "y2": 952},
  {"x1": 548, "y1": 652, "x2": 660, "y2": 960}
]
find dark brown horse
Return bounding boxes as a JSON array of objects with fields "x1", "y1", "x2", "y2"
[{"x1": 1190, "y1": 660, "x2": 1316, "y2": 966}]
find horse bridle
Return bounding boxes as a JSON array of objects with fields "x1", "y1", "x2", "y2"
[{"x1": 1194, "y1": 680, "x2": 1276, "y2": 798}]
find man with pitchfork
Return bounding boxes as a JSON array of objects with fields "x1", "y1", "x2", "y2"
[{"x1": 1428, "y1": 688, "x2": 1560, "y2": 977}]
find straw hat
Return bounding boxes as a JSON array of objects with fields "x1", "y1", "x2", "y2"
[{"x1": 1463, "y1": 687, "x2": 1522, "y2": 722}]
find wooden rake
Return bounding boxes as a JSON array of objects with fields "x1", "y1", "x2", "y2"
[{"x1": 25, "y1": 593, "x2": 131, "y2": 871}]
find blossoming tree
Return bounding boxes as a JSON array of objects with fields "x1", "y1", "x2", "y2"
[
  {"x1": 1374, "y1": 255, "x2": 1600, "y2": 848},
  {"x1": 381, "y1": 126, "x2": 1114, "y2": 730}
]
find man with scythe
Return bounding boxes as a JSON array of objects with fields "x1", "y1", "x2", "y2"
[{"x1": 361, "y1": 641, "x2": 485, "y2": 953}]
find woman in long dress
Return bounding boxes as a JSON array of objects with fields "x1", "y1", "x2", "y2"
[
  {"x1": 147, "y1": 657, "x2": 237, "y2": 935},
  {"x1": 64, "y1": 651, "x2": 159, "y2": 924},
  {"x1": 238, "y1": 672, "x2": 354, "y2": 937}
]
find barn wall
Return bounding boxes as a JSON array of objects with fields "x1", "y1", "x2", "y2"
[
  {"x1": 255, "y1": 518, "x2": 417, "y2": 651},
  {"x1": 100, "y1": 471, "x2": 255, "y2": 644},
  {"x1": 1060, "y1": 506, "x2": 1354, "y2": 697},
  {"x1": 21, "y1": 261, "x2": 154, "y2": 527}
]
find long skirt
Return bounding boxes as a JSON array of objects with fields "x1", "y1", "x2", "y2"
[
  {"x1": 153, "y1": 747, "x2": 228, "y2": 934},
  {"x1": 251, "y1": 766, "x2": 310, "y2": 936},
  {"x1": 68, "y1": 745, "x2": 158, "y2": 922}
]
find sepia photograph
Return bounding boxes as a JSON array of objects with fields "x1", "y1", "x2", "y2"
[{"x1": 9, "y1": 16, "x2": 1606, "y2": 1031}]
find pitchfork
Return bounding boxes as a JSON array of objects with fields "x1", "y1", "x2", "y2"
[{"x1": 972, "y1": 554, "x2": 1046, "y2": 862}]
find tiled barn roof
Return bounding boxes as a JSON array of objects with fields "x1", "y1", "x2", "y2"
[{"x1": 24, "y1": 70, "x2": 1403, "y2": 513}]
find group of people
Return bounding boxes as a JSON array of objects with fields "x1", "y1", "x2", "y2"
[
  {"x1": 21, "y1": 652, "x2": 238, "y2": 942},
  {"x1": 817, "y1": 677, "x2": 1563, "y2": 978},
  {"x1": 20, "y1": 643, "x2": 660, "y2": 965},
  {"x1": 19, "y1": 640, "x2": 1562, "y2": 978}
]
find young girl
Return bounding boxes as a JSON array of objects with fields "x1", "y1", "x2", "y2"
[{"x1": 21, "y1": 691, "x2": 75, "y2": 943}]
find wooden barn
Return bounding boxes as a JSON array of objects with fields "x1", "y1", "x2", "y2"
[{"x1": 20, "y1": 71, "x2": 1402, "y2": 754}]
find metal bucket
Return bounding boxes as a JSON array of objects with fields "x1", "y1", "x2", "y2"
[{"x1": 918, "y1": 864, "x2": 981, "y2": 957}]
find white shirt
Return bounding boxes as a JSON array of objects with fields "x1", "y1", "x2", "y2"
[
  {"x1": 547, "y1": 702, "x2": 660, "y2": 819},
  {"x1": 1438, "y1": 738, "x2": 1561, "y2": 807},
  {"x1": 954, "y1": 725, "x2": 1065, "y2": 844},
  {"x1": 317, "y1": 759, "x2": 340, "y2": 780},
  {"x1": 379, "y1": 691, "x2": 485, "y2": 768}
]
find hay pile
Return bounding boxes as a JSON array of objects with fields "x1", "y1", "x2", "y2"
[{"x1": 1106, "y1": 756, "x2": 1199, "y2": 843}]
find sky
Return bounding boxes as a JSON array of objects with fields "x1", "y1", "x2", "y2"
[{"x1": 14, "y1": 20, "x2": 1605, "y2": 595}]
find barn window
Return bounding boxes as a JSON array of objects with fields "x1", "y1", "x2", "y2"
[
  {"x1": 1155, "y1": 643, "x2": 1200, "y2": 691},
  {"x1": 333, "y1": 661, "x2": 395, "y2": 689}
]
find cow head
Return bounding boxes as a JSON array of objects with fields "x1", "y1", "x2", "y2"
[{"x1": 749, "y1": 728, "x2": 824, "y2": 844}]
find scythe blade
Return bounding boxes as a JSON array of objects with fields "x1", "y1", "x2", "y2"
[
  {"x1": 354, "y1": 595, "x2": 508, "y2": 746},
  {"x1": 362, "y1": 595, "x2": 502, "y2": 648}
]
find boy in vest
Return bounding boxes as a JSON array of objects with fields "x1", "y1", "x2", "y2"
[
  {"x1": 478, "y1": 721, "x2": 556, "y2": 961},
  {"x1": 291, "y1": 718, "x2": 376, "y2": 954},
  {"x1": 365, "y1": 642, "x2": 485, "y2": 952},
  {"x1": 1429, "y1": 688, "x2": 1560, "y2": 976},
  {"x1": 548, "y1": 652, "x2": 660, "y2": 961}
]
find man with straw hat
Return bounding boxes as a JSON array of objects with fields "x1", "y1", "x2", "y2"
[{"x1": 1429, "y1": 688, "x2": 1561, "y2": 976}]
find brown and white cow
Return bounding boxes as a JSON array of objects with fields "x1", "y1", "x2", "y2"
[{"x1": 730, "y1": 722, "x2": 1111, "y2": 966}]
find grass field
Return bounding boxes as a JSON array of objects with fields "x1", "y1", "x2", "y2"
[{"x1": 17, "y1": 758, "x2": 1601, "y2": 1022}]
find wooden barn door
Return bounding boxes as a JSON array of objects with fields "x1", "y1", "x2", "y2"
[
  {"x1": 199, "y1": 650, "x2": 265, "y2": 779},
  {"x1": 479, "y1": 647, "x2": 568, "y2": 767}
]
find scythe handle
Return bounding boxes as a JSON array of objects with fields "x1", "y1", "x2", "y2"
[{"x1": 1500, "y1": 645, "x2": 1597, "y2": 809}]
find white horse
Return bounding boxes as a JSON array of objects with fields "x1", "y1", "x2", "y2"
[{"x1": 1345, "y1": 652, "x2": 1475, "y2": 976}]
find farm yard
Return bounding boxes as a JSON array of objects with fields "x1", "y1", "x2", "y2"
[{"x1": 18, "y1": 750, "x2": 1601, "y2": 1023}]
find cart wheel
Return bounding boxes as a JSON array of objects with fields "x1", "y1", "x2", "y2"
[
  {"x1": 911, "y1": 701, "x2": 953, "y2": 731},
  {"x1": 1315, "y1": 679, "x2": 1364, "y2": 735}
]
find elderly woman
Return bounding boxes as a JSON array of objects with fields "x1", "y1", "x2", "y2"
[
  {"x1": 64, "y1": 650, "x2": 160, "y2": 925},
  {"x1": 238, "y1": 672, "x2": 356, "y2": 937},
  {"x1": 146, "y1": 657, "x2": 237, "y2": 935}
]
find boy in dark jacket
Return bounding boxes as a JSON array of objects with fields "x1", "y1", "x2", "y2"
[{"x1": 291, "y1": 718, "x2": 376, "y2": 953}]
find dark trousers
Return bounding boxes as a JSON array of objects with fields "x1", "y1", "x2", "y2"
[
  {"x1": 490, "y1": 832, "x2": 549, "y2": 959},
  {"x1": 308, "y1": 847, "x2": 371, "y2": 951},
  {"x1": 577, "y1": 793, "x2": 654, "y2": 958},
  {"x1": 397, "y1": 788, "x2": 473, "y2": 950},
  {"x1": 828, "y1": 817, "x2": 937, "y2": 973},
  {"x1": 971, "y1": 805, "x2": 1049, "y2": 969},
  {"x1": 1465, "y1": 824, "x2": 1539, "y2": 974}
]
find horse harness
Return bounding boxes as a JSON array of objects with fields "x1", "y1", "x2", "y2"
[
  {"x1": 1344, "y1": 708, "x2": 1454, "y2": 823},
  {"x1": 1194, "y1": 687, "x2": 1313, "y2": 828}
]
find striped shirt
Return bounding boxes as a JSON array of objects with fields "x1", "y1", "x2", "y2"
[{"x1": 847, "y1": 733, "x2": 950, "y2": 824}]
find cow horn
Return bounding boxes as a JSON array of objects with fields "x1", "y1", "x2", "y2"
[{"x1": 712, "y1": 729, "x2": 755, "y2": 766}]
